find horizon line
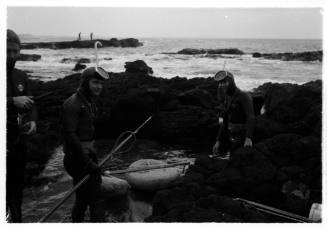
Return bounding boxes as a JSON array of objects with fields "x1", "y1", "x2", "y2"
[{"x1": 18, "y1": 34, "x2": 323, "y2": 40}]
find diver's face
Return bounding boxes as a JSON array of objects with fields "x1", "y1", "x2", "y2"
[
  {"x1": 89, "y1": 78, "x2": 104, "y2": 97},
  {"x1": 217, "y1": 79, "x2": 229, "y2": 94},
  {"x1": 7, "y1": 45, "x2": 20, "y2": 69}
]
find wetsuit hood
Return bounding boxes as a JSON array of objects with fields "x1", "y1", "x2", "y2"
[
  {"x1": 7, "y1": 29, "x2": 20, "y2": 49},
  {"x1": 79, "y1": 66, "x2": 108, "y2": 100},
  {"x1": 7, "y1": 29, "x2": 21, "y2": 72}
]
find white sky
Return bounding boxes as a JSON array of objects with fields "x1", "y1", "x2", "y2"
[{"x1": 7, "y1": 7, "x2": 322, "y2": 39}]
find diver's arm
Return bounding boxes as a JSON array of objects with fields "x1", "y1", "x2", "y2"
[{"x1": 25, "y1": 76, "x2": 38, "y2": 121}]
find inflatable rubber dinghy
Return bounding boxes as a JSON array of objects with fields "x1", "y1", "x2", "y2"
[
  {"x1": 125, "y1": 159, "x2": 184, "y2": 191},
  {"x1": 101, "y1": 175, "x2": 130, "y2": 198}
]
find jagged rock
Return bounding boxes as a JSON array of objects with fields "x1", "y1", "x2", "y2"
[
  {"x1": 161, "y1": 99, "x2": 180, "y2": 111},
  {"x1": 202, "y1": 54, "x2": 239, "y2": 59},
  {"x1": 72, "y1": 63, "x2": 86, "y2": 71},
  {"x1": 257, "y1": 82, "x2": 296, "y2": 116},
  {"x1": 252, "y1": 51, "x2": 322, "y2": 62},
  {"x1": 24, "y1": 59, "x2": 321, "y2": 222},
  {"x1": 18, "y1": 53, "x2": 41, "y2": 61},
  {"x1": 254, "y1": 133, "x2": 303, "y2": 167},
  {"x1": 207, "y1": 48, "x2": 244, "y2": 55},
  {"x1": 196, "y1": 195, "x2": 268, "y2": 222},
  {"x1": 252, "y1": 52, "x2": 262, "y2": 58},
  {"x1": 284, "y1": 194, "x2": 309, "y2": 216},
  {"x1": 107, "y1": 88, "x2": 159, "y2": 137},
  {"x1": 281, "y1": 181, "x2": 311, "y2": 216},
  {"x1": 271, "y1": 83, "x2": 321, "y2": 126},
  {"x1": 253, "y1": 115, "x2": 289, "y2": 142},
  {"x1": 107, "y1": 38, "x2": 120, "y2": 47},
  {"x1": 178, "y1": 88, "x2": 214, "y2": 109},
  {"x1": 206, "y1": 167, "x2": 246, "y2": 196},
  {"x1": 151, "y1": 182, "x2": 211, "y2": 216},
  {"x1": 124, "y1": 60, "x2": 153, "y2": 75},
  {"x1": 279, "y1": 166, "x2": 305, "y2": 180},
  {"x1": 60, "y1": 57, "x2": 91, "y2": 64},
  {"x1": 148, "y1": 193, "x2": 268, "y2": 222},
  {"x1": 247, "y1": 183, "x2": 283, "y2": 207},
  {"x1": 252, "y1": 80, "x2": 322, "y2": 138},
  {"x1": 181, "y1": 171, "x2": 205, "y2": 184},
  {"x1": 177, "y1": 48, "x2": 206, "y2": 55},
  {"x1": 120, "y1": 38, "x2": 143, "y2": 47},
  {"x1": 229, "y1": 147, "x2": 276, "y2": 185},
  {"x1": 250, "y1": 92, "x2": 265, "y2": 116},
  {"x1": 158, "y1": 106, "x2": 217, "y2": 146},
  {"x1": 177, "y1": 48, "x2": 244, "y2": 55},
  {"x1": 193, "y1": 155, "x2": 229, "y2": 174},
  {"x1": 289, "y1": 136, "x2": 321, "y2": 161}
]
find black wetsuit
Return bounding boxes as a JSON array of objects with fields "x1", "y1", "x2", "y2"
[
  {"x1": 7, "y1": 68, "x2": 37, "y2": 222},
  {"x1": 218, "y1": 88, "x2": 255, "y2": 153},
  {"x1": 62, "y1": 88, "x2": 104, "y2": 222}
]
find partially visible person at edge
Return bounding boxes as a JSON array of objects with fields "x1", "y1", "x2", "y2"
[
  {"x1": 212, "y1": 70, "x2": 255, "y2": 158},
  {"x1": 7, "y1": 29, "x2": 37, "y2": 222},
  {"x1": 62, "y1": 66, "x2": 109, "y2": 222}
]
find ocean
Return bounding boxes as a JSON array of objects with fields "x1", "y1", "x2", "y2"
[{"x1": 17, "y1": 35, "x2": 322, "y2": 90}]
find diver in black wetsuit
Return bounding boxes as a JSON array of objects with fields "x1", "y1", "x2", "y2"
[
  {"x1": 212, "y1": 70, "x2": 255, "y2": 158},
  {"x1": 7, "y1": 29, "x2": 38, "y2": 222},
  {"x1": 62, "y1": 67, "x2": 109, "y2": 222}
]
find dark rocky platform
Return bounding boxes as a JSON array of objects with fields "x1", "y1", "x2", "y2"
[
  {"x1": 23, "y1": 60, "x2": 321, "y2": 222},
  {"x1": 21, "y1": 38, "x2": 143, "y2": 49}
]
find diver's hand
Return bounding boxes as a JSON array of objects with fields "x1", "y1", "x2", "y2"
[
  {"x1": 85, "y1": 160, "x2": 101, "y2": 174},
  {"x1": 244, "y1": 137, "x2": 253, "y2": 147},
  {"x1": 13, "y1": 96, "x2": 34, "y2": 109},
  {"x1": 24, "y1": 121, "x2": 37, "y2": 135},
  {"x1": 212, "y1": 141, "x2": 220, "y2": 155}
]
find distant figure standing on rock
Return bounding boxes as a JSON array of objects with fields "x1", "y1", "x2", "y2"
[
  {"x1": 212, "y1": 71, "x2": 254, "y2": 158},
  {"x1": 78, "y1": 32, "x2": 81, "y2": 41},
  {"x1": 62, "y1": 67, "x2": 109, "y2": 222},
  {"x1": 7, "y1": 29, "x2": 37, "y2": 222},
  {"x1": 90, "y1": 32, "x2": 93, "y2": 41}
]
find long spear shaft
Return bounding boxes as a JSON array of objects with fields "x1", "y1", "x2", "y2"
[
  {"x1": 104, "y1": 161, "x2": 191, "y2": 176},
  {"x1": 38, "y1": 116, "x2": 152, "y2": 222},
  {"x1": 235, "y1": 198, "x2": 312, "y2": 223}
]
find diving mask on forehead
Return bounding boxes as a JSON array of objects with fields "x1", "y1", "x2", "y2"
[
  {"x1": 95, "y1": 66, "x2": 109, "y2": 80},
  {"x1": 214, "y1": 60, "x2": 233, "y2": 82},
  {"x1": 81, "y1": 66, "x2": 109, "y2": 80},
  {"x1": 214, "y1": 70, "x2": 234, "y2": 82}
]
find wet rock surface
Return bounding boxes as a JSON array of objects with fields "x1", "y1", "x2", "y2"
[
  {"x1": 18, "y1": 53, "x2": 41, "y2": 62},
  {"x1": 124, "y1": 60, "x2": 154, "y2": 75},
  {"x1": 24, "y1": 60, "x2": 321, "y2": 222},
  {"x1": 21, "y1": 38, "x2": 143, "y2": 49},
  {"x1": 147, "y1": 78, "x2": 321, "y2": 221},
  {"x1": 175, "y1": 48, "x2": 244, "y2": 55},
  {"x1": 148, "y1": 137, "x2": 321, "y2": 222},
  {"x1": 60, "y1": 57, "x2": 91, "y2": 64},
  {"x1": 72, "y1": 63, "x2": 87, "y2": 71},
  {"x1": 252, "y1": 51, "x2": 322, "y2": 62}
]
